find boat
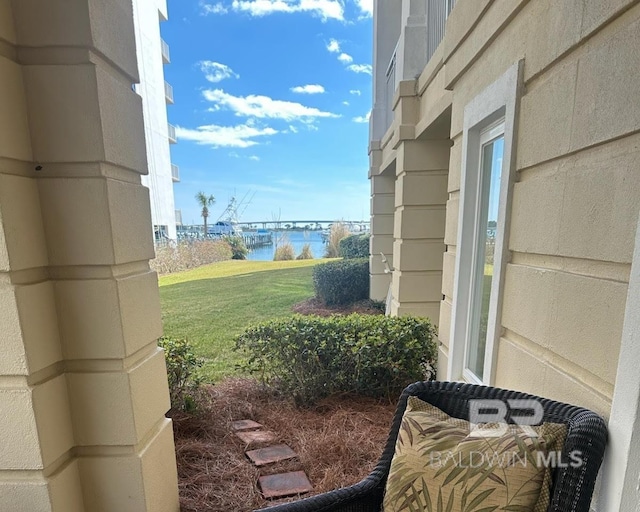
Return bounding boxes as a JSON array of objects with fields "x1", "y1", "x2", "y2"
[{"x1": 207, "y1": 220, "x2": 242, "y2": 236}]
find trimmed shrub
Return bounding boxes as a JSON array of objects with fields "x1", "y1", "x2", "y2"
[
  {"x1": 223, "y1": 235, "x2": 249, "y2": 260},
  {"x1": 324, "y1": 222, "x2": 350, "y2": 258},
  {"x1": 274, "y1": 242, "x2": 296, "y2": 261},
  {"x1": 235, "y1": 314, "x2": 437, "y2": 404},
  {"x1": 296, "y1": 243, "x2": 314, "y2": 260},
  {"x1": 151, "y1": 240, "x2": 232, "y2": 274},
  {"x1": 158, "y1": 336, "x2": 204, "y2": 412},
  {"x1": 313, "y1": 258, "x2": 369, "y2": 305},
  {"x1": 339, "y1": 233, "x2": 370, "y2": 259}
]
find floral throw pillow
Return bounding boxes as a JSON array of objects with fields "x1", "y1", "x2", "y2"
[{"x1": 382, "y1": 396, "x2": 567, "y2": 512}]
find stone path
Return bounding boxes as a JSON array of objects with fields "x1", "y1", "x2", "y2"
[
  {"x1": 246, "y1": 444, "x2": 297, "y2": 466},
  {"x1": 232, "y1": 419, "x2": 313, "y2": 500}
]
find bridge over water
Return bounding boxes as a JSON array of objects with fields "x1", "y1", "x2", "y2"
[{"x1": 237, "y1": 220, "x2": 370, "y2": 229}]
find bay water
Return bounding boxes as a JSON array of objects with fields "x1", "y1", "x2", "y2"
[{"x1": 245, "y1": 230, "x2": 326, "y2": 261}]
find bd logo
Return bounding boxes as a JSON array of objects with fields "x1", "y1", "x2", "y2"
[{"x1": 468, "y1": 399, "x2": 543, "y2": 437}]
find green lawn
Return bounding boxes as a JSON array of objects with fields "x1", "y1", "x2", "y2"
[{"x1": 159, "y1": 259, "x2": 331, "y2": 381}]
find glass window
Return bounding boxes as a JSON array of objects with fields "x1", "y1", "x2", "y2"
[{"x1": 465, "y1": 122, "x2": 505, "y2": 381}]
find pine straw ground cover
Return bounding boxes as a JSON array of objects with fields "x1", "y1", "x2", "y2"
[
  {"x1": 172, "y1": 378, "x2": 396, "y2": 512},
  {"x1": 292, "y1": 297, "x2": 385, "y2": 317}
]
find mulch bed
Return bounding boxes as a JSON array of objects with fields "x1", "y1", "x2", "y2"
[
  {"x1": 172, "y1": 378, "x2": 396, "y2": 512},
  {"x1": 292, "y1": 297, "x2": 385, "y2": 317}
]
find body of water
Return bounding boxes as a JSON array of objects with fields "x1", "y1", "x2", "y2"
[{"x1": 246, "y1": 230, "x2": 326, "y2": 261}]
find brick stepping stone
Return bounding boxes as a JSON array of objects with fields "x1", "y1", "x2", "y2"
[
  {"x1": 246, "y1": 444, "x2": 297, "y2": 466},
  {"x1": 235, "y1": 430, "x2": 277, "y2": 444},
  {"x1": 231, "y1": 419, "x2": 263, "y2": 431},
  {"x1": 258, "y1": 471, "x2": 313, "y2": 499}
]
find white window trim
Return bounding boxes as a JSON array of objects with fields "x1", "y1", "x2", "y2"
[
  {"x1": 596, "y1": 208, "x2": 640, "y2": 510},
  {"x1": 447, "y1": 60, "x2": 523, "y2": 385},
  {"x1": 461, "y1": 120, "x2": 505, "y2": 384}
]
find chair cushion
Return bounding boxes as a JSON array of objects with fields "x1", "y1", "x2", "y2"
[{"x1": 382, "y1": 396, "x2": 567, "y2": 512}]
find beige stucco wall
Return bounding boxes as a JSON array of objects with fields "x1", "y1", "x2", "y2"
[
  {"x1": 371, "y1": 0, "x2": 640, "y2": 416},
  {"x1": 0, "y1": 0, "x2": 179, "y2": 510},
  {"x1": 438, "y1": 0, "x2": 640, "y2": 416}
]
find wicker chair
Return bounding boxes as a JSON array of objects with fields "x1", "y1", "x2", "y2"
[{"x1": 255, "y1": 381, "x2": 608, "y2": 512}]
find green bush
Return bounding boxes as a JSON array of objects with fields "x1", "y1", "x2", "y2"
[
  {"x1": 296, "y1": 243, "x2": 314, "y2": 260},
  {"x1": 274, "y1": 242, "x2": 295, "y2": 261},
  {"x1": 158, "y1": 336, "x2": 204, "y2": 412},
  {"x1": 313, "y1": 258, "x2": 369, "y2": 305},
  {"x1": 339, "y1": 233, "x2": 370, "y2": 259},
  {"x1": 235, "y1": 314, "x2": 437, "y2": 404},
  {"x1": 223, "y1": 235, "x2": 249, "y2": 260}
]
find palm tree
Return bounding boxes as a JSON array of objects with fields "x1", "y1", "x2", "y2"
[{"x1": 195, "y1": 191, "x2": 215, "y2": 237}]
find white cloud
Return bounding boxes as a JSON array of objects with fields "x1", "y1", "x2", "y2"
[
  {"x1": 290, "y1": 84, "x2": 326, "y2": 94},
  {"x1": 203, "y1": 88, "x2": 340, "y2": 121},
  {"x1": 326, "y1": 38, "x2": 341, "y2": 53},
  {"x1": 342, "y1": 100, "x2": 349, "y2": 106},
  {"x1": 352, "y1": 109, "x2": 371, "y2": 123},
  {"x1": 176, "y1": 123, "x2": 278, "y2": 148},
  {"x1": 201, "y1": 2, "x2": 228, "y2": 14},
  {"x1": 229, "y1": 0, "x2": 344, "y2": 20},
  {"x1": 349, "y1": 89, "x2": 361, "y2": 95},
  {"x1": 355, "y1": 0, "x2": 372, "y2": 17},
  {"x1": 289, "y1": 125, "x2": 299, "y2": 133},
  {"x1": 347, "y1": 63, "x2": 372, "y2": 74},
  {"x1": 327, "y1": 40, "x2": 371, "y2": 75},
  {"x1": 249, "y1": 155, "x2": 261, "y2": 161},
  {"x1": 199, "y1": 61, "x2": 239, "y2": 83}
]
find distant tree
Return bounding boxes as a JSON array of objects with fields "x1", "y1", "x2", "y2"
[
  {"x1": 285, "y1": 223, "x2": 292, "y2": 230},
  {"x1": 195, "y1": 191, "x2": 215, "y2": 236}
]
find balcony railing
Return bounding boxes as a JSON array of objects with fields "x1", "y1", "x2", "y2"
[
  {"x1": 426, "y1": 0, "x2": 455, "y2": 64},
  {"x1": 171, "y1": 163, "x2": 180, "y2": 182},
  {"x1": 164, "y1": 81, "x2": 174, "y2": 104},
  {"x1": 381, "y1": 0, "x2": 456, "y2": 136},
  {"x1": 168, "y1": 123, "x2": 177, "y2": 144},
  {"x1": 161, "y1": 38, "x2": 170, "y2": 64}
]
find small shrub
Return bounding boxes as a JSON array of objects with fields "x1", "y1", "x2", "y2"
[
  {"x1": 151, "y1": 240, "x2": 232, "y2": 274},
  {"x1": 313, "y1": 258, "x2": 369, "y2": 305},
  {"x1": 274, "y1": 242, "x2": 295, "y2": 261},
  {"x1": 366, "y1": 299, "x2": 386, "y2": 313},
  {"x1": 296, "y1": 243, "x2": 314, "y2": 260},
  {"x1": 324, "y1": 222, "x2": 350, "y2": 258},
  {"x1": 158, "y1": 336, "x2": 204, "y2": 412},
  {"x1": 223, "y1": 235, "x2": 249, "y2": 260},
  {"x1": 339, "y1": 233, "x2": 370, "y2": 259},
  {"x1": 235, "y1": 314, "x2": 437, "y2": 404}
]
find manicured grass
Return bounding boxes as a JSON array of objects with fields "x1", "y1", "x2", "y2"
[{"x1": 159, "y1": 259, "x2": 331, "y2": 381}]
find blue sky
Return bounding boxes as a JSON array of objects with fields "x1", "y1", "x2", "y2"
[{"x1": 162, "y1": 0, "x2": 373, "y2": 225}]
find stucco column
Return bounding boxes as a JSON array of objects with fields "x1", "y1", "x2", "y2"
[
  {"x1": 390, "y1": 139, "x2": 449, "y2": 323},
  {"x1": 0, "y1": 1, "x2": 179, "y2": 511},
  {"x1": 369, "y1": 156, "x2": 395, "y2": 301},
  {"x1": 371, "y1": 0, "x2": 402, "y2": 141},
  {"x1": 395, "y1": 0, "x2": 428, "y2": 83}
]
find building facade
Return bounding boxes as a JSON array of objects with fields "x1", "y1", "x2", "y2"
[
  {"x1": 369, "y1": 0, "x2": 640, "y2": 509},
  {"x1": 132, "y1": 0, "x2": 179, "y2": 242},
  {"x1": 0, "y1": 0, "x2": 179, "y2": 510}
]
